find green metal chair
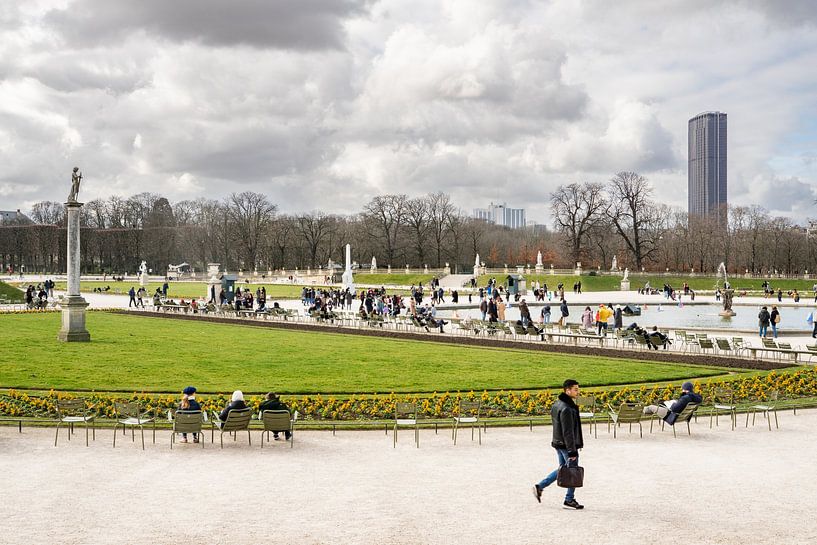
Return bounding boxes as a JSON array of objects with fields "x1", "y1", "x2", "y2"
[
  {"x1": 112, "y1": 402, "x2": 155, "y2": 450},
  {"x1": 393, "y1": 402, "x2": 419, "y2": 448},
  {"x1": 260, "y1": 410, "x2": 297, "y2": 448},
  {"x1": 709, "y1": 388, "x2": 737, "y2": 430},
  {"x1": 211, "y1": 408, "x2": 253, "y2": 448},
  {"x1": 746, "y1": 390, "x2": 779, "y2": 430},
  {"x1": 169, "y1": 410, "x2": 205, "y2": 449},
  {"x1": 607, "y1": 402, "x2": 644, "y2": 438},
  {"x1": 650, "y1": 402, "x2": 700, "y2": 437},
  {"x1": 54, "y1": 398, "x2": 95, "y2": 447},
  {"x1": 576, "y1": 395, "x2": 597, "y2": 439},
  {"x1": 452, "y1": 400, "x2": 481, "y2": 445}
]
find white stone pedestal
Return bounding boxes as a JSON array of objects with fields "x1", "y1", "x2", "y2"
[{"x1": 620, "y1": 280, "x2": 630, "y2": 291}]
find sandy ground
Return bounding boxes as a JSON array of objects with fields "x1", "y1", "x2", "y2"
[{"x1": 2, "y1": 410, "x2": 817, "y2": 545}]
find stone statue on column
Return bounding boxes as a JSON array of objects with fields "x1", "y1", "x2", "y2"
[
  {"x1": 68, "y1": 167, "x2": 82, "y2": 203},
  {"x1": 59, "y1": 166, "x2": 90, "y2": 342}
]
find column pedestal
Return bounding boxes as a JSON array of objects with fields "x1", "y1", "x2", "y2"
[
  {"x1": 58, "y1": 200, "x2": 91, "y2": 342},
  {"x1": 58, "y1": 296, "x2": 90, "y2": 342}
]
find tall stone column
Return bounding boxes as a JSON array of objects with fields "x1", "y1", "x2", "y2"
[{"x1": 58, "y1": 201, "x2": 90, "y2": 342}]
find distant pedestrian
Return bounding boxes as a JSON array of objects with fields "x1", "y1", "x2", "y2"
[
  {"x1": 770, "y1": 306, "x2": 781, "y2": 338},
  {"x1": 758, "y1": 306, "x2": 770, "y2": 337},
  {"x1": 777, "y1": 289, "x2": 783, "y2": 302},
  {"x1": 559, "y1": 299, "x2": 569, "y2": 327},
  {"x1": 533, "y1": 379, "x2": 584, "y2": 510},
  {"x1": 128, "y1": 286, "x2": 137, "y2": 308},
  {"x1": 582, "y1": 306, "x2": 593, "y2": 330},
  {"x1": 613, "y1": 305, "x2": 623, "y2": 330},
  {"x1": 541, "y1": 304, "x2": 551, "y2": 324},
  {"x1": 162, "y1": 282, "x2": 169, "y2": 298}
]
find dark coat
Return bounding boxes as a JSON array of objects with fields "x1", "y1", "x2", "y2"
[
  {"x1": 758, "y1": 309, "x2": 771, "y2": 327},
  {"x1": 614, "y1": 308, "x2": 623, "y2": 328},
  {"x1": 666, "y1": 391, "x2": 703, "y2": 422},
  {"x1": 258, "y1": 398, "x2": 289, "y2": 414},
  {"x1": 219, "y1": 400, "x2": 247, "y2": 422},
  {"x1": 560, "y1": 301, "x2": 569, "y2": 317},
  {"x1": 551, "y1": 392, "x2": 584, "y2": 456},
  {"x1": 770, "y1": 309, "x2": 780, "y2": 326}
]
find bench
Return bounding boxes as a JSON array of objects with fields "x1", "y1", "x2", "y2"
[{"x1": 746, "y1": 346, "x2": 813, "y2": 363}]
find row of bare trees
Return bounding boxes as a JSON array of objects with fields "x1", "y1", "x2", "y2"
[
  {"x1": 550, "y1": 172, "x2": 817, "y2": 274},
  {"x1": 2, "y1": 174, "x2": 815, "y2": 275},
  {"x1": 2, "y1": 191, "x2": 555, "y2": 274}
]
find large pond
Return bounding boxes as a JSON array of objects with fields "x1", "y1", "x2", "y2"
[{"x1": 439, "y1": 302, "x2": 816, "y2": 332}]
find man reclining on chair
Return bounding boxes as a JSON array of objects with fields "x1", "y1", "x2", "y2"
[
  {"x1": 643, "y1": 382, "x2": 702, "y2": 424},
  {"x1": 647, "y1": 326, "x2": 672, "y2": 350}
]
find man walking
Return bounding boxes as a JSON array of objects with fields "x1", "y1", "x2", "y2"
[
  {"x1": 128, "y1": 286, "x2": 137, "y2": 308},
  {"x1": 533, "y1": 379, "x2": 584, "y2": 509}
]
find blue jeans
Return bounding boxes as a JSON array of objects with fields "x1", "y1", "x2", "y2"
[
  {"x1": 759, "y1": 325, "x2": 767, "y2": 337},
  {"x1": 771, "y1": 324, "x2": 778, "y2": 338},
  {"x1": 537, "y1": 448, "x2": 577, "y2": 501}
]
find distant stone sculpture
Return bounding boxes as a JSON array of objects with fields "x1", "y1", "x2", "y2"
[
  {"x1": 622, "y1": 268, "x2": 629, "y2": 281},
  {"x1": 138, "y1": 260, "x2": 148, "y2": 287},
  {"x1": 68, "y1": 167, "x2": 82, "y2": 202},
  {"x1": 611, "y1": 255, "x2": 618, "y2": 271},
  {"x1": 536, "y1": 251, "x2": 543, "y2": 267},
  {"x1": 722, "y1": 289, "x2": 734, "y2": 313}
]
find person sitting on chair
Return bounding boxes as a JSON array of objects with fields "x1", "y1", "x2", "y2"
[
  {"x1": 217, "y1": 390, "x2": 247, "y2": 426},
  {"x1": 647, "y1": 326, "x2": 672, "y2": 350},
  {"x1": 177, "y1": 386, "x2": 201, "y2": 443},
  {"x1": 643, "y1": 382, "x2": 702, "y2": 424},
  {"x1": 258, "y1": 392, "x2": 292, "y2": 441}
]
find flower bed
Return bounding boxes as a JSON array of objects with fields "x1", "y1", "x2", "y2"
[{"x1": 2, "y1": 369, "x2": 816, "y2": 420}]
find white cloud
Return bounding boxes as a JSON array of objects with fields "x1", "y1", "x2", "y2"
[{"x1": 0, "y1": 0, "x2": 814, "y2": 225}]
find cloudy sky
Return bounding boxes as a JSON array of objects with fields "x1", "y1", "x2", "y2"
[{"x1": 1, "y1": 0, "x2": 816, "y2": 223}]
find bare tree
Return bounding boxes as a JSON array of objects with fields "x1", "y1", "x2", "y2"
[
  {"x1": 29, "y1": 201, "x2": 65, "y2": 225},
  {"x1": 606, "y1": 172, "x2": 660, "y2": 270},
  {"x1": 295, "y1": 212, "x2": 332, "y2": 267},
  {"x1": 227, "y1": 192, "x2": 277, "y2": 270},
  {"x1": 550, "y1": 182, "x2": 607, "y2": 265},
  {"x1": 362, "y1": 194, "x2": 407, "y2": 265},
  {"x1": 428, "y1": 192, "x2": 455, "y2": 267},
  {"x1": 404, "y1": 196, "x2": 431, "y2": 266}
]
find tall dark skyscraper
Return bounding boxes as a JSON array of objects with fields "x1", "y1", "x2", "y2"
[{"x1": 688, "y1": 111, "x2": 727, "y2": 224}]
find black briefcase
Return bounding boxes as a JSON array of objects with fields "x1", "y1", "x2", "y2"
[{"x1": 557, "y1": 464, "x2": 584, "y2": 488}]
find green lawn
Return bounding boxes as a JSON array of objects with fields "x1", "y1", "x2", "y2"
[
  {"x1": 0, "y1": 281, "x2": 24, "y2": 302},
  {"x1": 352, "y1": 273, "x2": 436, "y2": 285},
  {"x1": 0, "y1": 312, "x2": 728, "y2": 393},
  {"x1": 478, "y1": 274, "x2": 817, "y2": 293}
]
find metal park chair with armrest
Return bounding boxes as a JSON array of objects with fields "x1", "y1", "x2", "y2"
[
  {"x1": 54, "y1": 398, "x2": 96, "y2": 447},
  {"x1": 211, "y1": 408, "x2": 253, "y2": 448}
]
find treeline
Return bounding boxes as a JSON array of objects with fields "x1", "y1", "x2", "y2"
[{"x1": 1, "y1": 172, "x2": 815, "y2": 275}]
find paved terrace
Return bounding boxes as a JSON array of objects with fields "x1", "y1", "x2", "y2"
[{"x1": 1, "y1": 409, "x2": 815, "y2": 544}]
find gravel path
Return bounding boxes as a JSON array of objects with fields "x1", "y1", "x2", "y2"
[{"x1": 2, "y1": 410, "x2": 816, "y2": 544}]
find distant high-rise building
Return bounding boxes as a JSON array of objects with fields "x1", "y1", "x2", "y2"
[
  {"x1": 472, "y1": 202, "x2": 526, "y2": 229},
  {"x1": 688, "y1": 111, "x2": 727, "y2": 224}
]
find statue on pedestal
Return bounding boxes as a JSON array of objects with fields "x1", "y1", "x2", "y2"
[{"x1": 68, "y1": 167, "x2": 82, "y2": 203}]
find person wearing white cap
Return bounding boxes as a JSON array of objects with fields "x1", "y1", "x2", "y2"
[{"x1": 217, "y1": 390, "x2": 247, "y2": 425}]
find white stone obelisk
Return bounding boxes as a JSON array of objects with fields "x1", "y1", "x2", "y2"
[
  {"x1": 58, "y1": 200, "x2": 90, "y2": 342},
  {"x1": 342, "y1": 243, "x2": 355, "y2": 292}
]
